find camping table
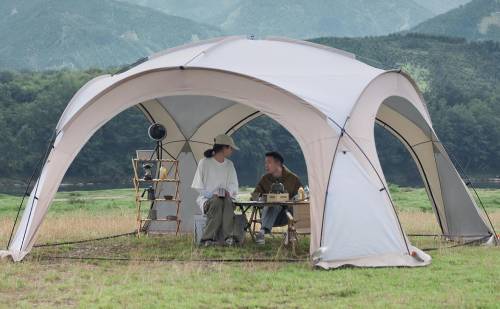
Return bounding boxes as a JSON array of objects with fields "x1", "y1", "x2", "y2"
[{"x1": 233, "y1": 200, "x2": 310, "y2": 254}]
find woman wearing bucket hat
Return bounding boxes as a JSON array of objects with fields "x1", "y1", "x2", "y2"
[{"x1": 191, "y1": 134, "x2": 240, "y2": 246}]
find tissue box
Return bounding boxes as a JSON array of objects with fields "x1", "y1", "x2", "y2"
[{"x1": 265, "y1": 193, "x2": 289, "y2": 202}]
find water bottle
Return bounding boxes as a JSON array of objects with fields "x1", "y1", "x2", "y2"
[
  {"x1": 298, "y1": 187, "x2": 305, "y2": 200},
  {"x1": 159, "y1": 166, "x2": 168, "y2": 180}
]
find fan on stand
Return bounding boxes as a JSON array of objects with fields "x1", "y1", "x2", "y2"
[
  {"x1": 141, "y1": 123, "x2": 168, "y2": 232},
  {"x1": 148, "y1": 123, "x2": 167, "y2": 160}
]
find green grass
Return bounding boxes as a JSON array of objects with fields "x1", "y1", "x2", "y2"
[
  {"x1": 0, "y1": 187, "x2": 499, "y2": 308},
  {"x1": 388, "y1": 184, "x2": 500, "y2": 212},
  {"x1": 2, "y1": 185, "x2": 499, "y2": 216},
  {"x1": 1, "y1": 246, "x2": 498, "y2": 308},
  {"x1": 0, "y1": 188, "x2": 136, "y2": 216}
]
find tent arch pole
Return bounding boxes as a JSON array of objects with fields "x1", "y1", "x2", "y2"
[
  {"x1": 224, "y1": 111, "x2": 261, "y2": 135},
  {"x1": 137, "y1": 103, "x2": 156, "y2": 123},
  {"x1": 319, "y1": 117, "x2": 348, "y2": 248}
]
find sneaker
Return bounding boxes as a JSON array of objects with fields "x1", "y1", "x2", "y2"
[
  {"x1": 225, "y1": 237, "x2": 235, "y2": 246},
  {"x1": 255, "y1": 230, "x2": 265, "y2": 245},
  {"x1": 202, "y1": 240, "x2": 215, "y2": 247}
]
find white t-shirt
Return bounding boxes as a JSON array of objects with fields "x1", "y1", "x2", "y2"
[{"x1": 191, "y1": 157, "x2": 239, "y2": 211}]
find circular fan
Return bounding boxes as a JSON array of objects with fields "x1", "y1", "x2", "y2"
[{"x1": 147, "y1": 123, "x2": 167, "y2": 141}]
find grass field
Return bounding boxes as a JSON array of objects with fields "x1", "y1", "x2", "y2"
[{"x1": 0, "y1": 186, "x2": 499, "y2": 308}]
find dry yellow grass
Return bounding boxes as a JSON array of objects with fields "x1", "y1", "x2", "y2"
[
  {"x1": 2, "y1": 186, "x2": 499, "y2": 247},
  {"x1": 1, "y1": 209, "x2": 499, "y2": 247},
  {"x1": 0, "y1": 212, "x2": 135, "y2": 245}
]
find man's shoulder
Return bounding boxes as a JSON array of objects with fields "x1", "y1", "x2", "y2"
[
  {"x1": 284, "y1": 166, "x2": 300, "y2": 180},
  {"x1": 259, "y1": 173, "x2": 273, "y2": 182}
]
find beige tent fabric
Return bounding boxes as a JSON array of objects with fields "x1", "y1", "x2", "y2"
[
  {"x1": 189, "y1": 103, "x2": 260, "y2": 162},
  {"x1": 315, "y1": 245, "x2": 431, "y2": 269},
  {"x1": 1, "y1": 37, "x2": 494, "y2": 266},
  {"x1": 139, "y1": 99, "x2": 188, "y2": 158}
]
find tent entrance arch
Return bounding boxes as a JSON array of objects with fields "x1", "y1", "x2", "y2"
[
  {"x1": 375, "y1": 96, "x2": 494, "y2": 240},
  {"x1": 3, "y1": 66, "x2": 336, "y2": 262}
]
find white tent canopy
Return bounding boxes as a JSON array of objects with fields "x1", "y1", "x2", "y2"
[{"x1": 1, "y1": 36, "x2": 495, "y2": 268}]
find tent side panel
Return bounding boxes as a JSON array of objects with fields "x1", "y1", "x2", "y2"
[
  {"x1": 432, "y1": 143, "x2": 492, "y2": 238},
  {"x1": 316, "y1": 143, "x2": 428, "y2": 267}
]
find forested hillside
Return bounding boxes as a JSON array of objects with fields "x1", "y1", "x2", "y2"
[
  {"x1": 1, "y1": 33, "x2": 499, "y2": 192},
  {"x1": 410, "y1": 0, "x2": 500, "y2": 41},
  {"x1": 0, "y1": 0, "x2": 221, "y2": 70}
]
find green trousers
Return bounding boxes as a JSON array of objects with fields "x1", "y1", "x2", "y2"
[{"x1": 202, "y1": 196, "x2": 235, "y2": 242}]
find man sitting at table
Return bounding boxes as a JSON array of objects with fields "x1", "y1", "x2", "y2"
[{"x1": 252, "y1": 151, "x2": 302, "y2": 245}]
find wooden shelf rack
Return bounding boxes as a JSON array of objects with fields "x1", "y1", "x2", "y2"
[{"x1": 132, "y1": 158, "x2": 181, "y2": 236}]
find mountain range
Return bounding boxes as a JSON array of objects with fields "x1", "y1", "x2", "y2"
[
  {"x1": 0, "y1": 0, "x2": 221, "y2": 70},
  {"x1": 410, "y1": 0, "x2": 500, "y2": 41},
  {"x1": 413, "y1": 0, "x2": 471, "y2": 14},
  {"x1": 3, "y1": 0, "x2": 498, "y2": 71},
  {"x1": 120, "y1": 0, "x2": 438, "y2": 38}
]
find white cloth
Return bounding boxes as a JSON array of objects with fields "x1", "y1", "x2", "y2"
[{"x1": 191, "y1": 157, "x2": 239, "y2": 211}]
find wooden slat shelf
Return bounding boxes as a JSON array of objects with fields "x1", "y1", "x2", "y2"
[
  {"x1": 137, "y1": 198, "x2": 181, "y2": 202},
  {"x1": 140, "y1": 218, "x2": 181, "y2": 222},
  {"x1": 137, "y1": 179, "x2": 180, "y2": 182},
  {"x1": 132, "y1": 157, "x2": 182, "y2": 236},
  {"x1": 133, "y1": 158, "x2": 177, "y2": 162}
]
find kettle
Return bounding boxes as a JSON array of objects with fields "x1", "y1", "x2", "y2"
[{"x1": 270, "y1": 180, "x2": 285, "y2": 194}]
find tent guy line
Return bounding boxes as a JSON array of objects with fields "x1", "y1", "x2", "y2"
[{"x1": 6, "y1": 129, "x2": 58, "y2": 250}]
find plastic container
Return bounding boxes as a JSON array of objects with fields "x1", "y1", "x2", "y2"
[
  {"x1": 159, "y1": 166, "x2": 168, "y2": 180},
  {"x1": 298, "y1": 186, "x2": 305, "y2": 200}
]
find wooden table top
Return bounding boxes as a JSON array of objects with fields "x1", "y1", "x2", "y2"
[{"x1": 234, "y1": 200, "x2": 309, "y2": 206}]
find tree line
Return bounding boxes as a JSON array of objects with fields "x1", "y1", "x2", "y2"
[{"x1": 1, "y1": 34, "x2": 499, "y2": 193}]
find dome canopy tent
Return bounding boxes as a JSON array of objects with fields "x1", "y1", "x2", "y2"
[{"x1": 1, "y1": 36, "x2": 496, "y2": 268}]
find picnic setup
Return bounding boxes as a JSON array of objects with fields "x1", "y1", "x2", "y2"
[
  {"x1": 133, "y1": 126, "x2": 311, "y2": 255},
  {"x1": 2, "y1": 36, "x2": 498, "y2": 269}
]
